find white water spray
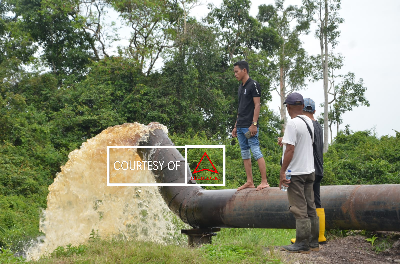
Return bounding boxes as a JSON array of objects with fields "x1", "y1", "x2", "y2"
[{"x1": 26, "y1": 123, "x2": 188, "y2": 260}]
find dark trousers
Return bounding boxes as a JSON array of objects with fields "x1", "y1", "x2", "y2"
[
  {"x1": 313, "y1": 175, "x2": 323, "y2": 208},
  {"x1": 287, "y1": 172, "x2": 317, "y2": 219}
]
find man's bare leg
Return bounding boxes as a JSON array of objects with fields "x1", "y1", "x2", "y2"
[
  {"x1": 237, "y1": 158, "x2": 255, "y2": 190},
  {"x1": 256, "y1": 157, "x2": 269, "y2": 190}
]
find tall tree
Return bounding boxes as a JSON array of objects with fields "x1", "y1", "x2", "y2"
[
  {"x1": 108, "y1": 0, "x2": 178, "y2": 75},
  {"x1": 257, "y1": 0, "x2": 312, "y2": 132},
  {"x1": 311, "y1": 53, "x2": 369, "y2": 142},
  {"x1": 157, "y1": 18, "x2": 234, "y2": 137},
  {"x1": 176, "y1": 0, "x2": 199, "y2": 36},
  {"x1": 77, "y1": 0, "x2": 116, "y2": 60},
  {"x1": 0, "y1": 1, "x2": 37, "y2": 67},
  {"x1": 206, "y1": 0, "x2": 252, "y2": 63},
  {"x1": 8, "y1": 0, "x2": 96, "y2": 81},
  {"x1": 206, "y1": 0, "x2": 280, "y2": 64},
  {"x1": 327, "y1": 72, "x2": 370, "y2": 140},
  {"x1": 308, "y1": 0, "x2": 343, "y2": 152}
]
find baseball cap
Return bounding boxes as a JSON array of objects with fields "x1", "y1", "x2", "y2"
[
  {"x1": 284, "y1": 92, "x2": 304, "y2": 105},
  {"x1": 303, "y1": 98, "x2": 315, "y2": 113}
]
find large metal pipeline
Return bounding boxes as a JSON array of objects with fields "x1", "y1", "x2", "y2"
[{"x1": 138, "y1": 127, "x2": 400, "y2": 231}]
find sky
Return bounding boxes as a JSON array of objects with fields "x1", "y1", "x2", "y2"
[{"x1": 190, "y1": 0, "x2": 400, "y2": 140}]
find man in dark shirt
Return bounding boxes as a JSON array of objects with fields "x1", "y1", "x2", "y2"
[
  {"x1": 301, "y1": 98, "x2": 326, "y2": 244},
  {"x1": 231, "y1": 61, "x2": 269, "y2": 191}
]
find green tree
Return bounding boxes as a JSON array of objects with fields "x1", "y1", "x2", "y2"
[
  {"x1": 77, "y1": 0, "x2": 118, "y2": 60},
  {"x1": 327, "y1": 72, "x2": 370, "y2": 140},
  {"x1": 6, "y1": 0, "x2": 96, "y2": 81},
  {"x1": 323, "y1": 130, "x2": 400, "y2": 185},
  {"x1": 206, "y1": 0, "x2": 252, "y2": 62},
  {"x1": 0, "y1": 1, "x2": 37, "y2": 66},
  {"x1": 206, "y1": 0, "x2": 280, "y2": 63},
  {"x1": 175, "y1": 0, "x2": 200, "y2": 37},
  {"x1": 310, "y1": 53, "x2": 369, "y2": 142},
  {"x1": 158, "y1": 48, "x2": 232, "y2": 137},
  {"x1": 49, "y1": 57, "x2": 142, "y2": 149},
  {"x1": 108, "y1": 0, "x2": 178, "y2": 75},
  {"x1": 308, "y1": 0, "x2": 344, "y2": 152},
  {"x1": 257, "y1": 0, "x2": 312, "y2": 132}
]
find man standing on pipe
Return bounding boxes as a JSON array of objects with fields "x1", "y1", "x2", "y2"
[
  {"x1": 231, "y1": 61, "x2": 270, "y2": 191},
  {"x1": 279, "y1": 92, "x2": 319, "y2": 253}
]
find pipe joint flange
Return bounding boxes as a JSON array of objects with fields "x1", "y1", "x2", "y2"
[{"x1": 181, "y1": 228, "x2": 221, "y2": 247}]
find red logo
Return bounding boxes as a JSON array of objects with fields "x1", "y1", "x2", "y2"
[{"x1": 192, "y1": 152, "x2": 219, "y2": 174}]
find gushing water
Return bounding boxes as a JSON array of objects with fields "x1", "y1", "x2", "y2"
[{"x1": 27, "y1": 123, "x2": 188, "y2": 260}]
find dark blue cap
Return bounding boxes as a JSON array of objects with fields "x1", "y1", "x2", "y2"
[{"x1": 284, "y1": 92, "x2": 304, "y2": 105}]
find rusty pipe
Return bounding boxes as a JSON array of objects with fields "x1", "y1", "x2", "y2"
[{"x1": 139, "y1": 128, "x2": 400, "y2": 231}]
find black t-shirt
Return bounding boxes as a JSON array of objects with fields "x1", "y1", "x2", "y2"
[
  {"x1": 313, "y1": 120, "x2": 324, "y2": 177},
  {"x1": 236, "y1": 78, "x2": 261, "y2": 127}
]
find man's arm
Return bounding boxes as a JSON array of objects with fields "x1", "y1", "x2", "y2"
[
  {"x1": 280, "y1": 144, "x2": 294, "y2": 189},
  {"x1": 249, "y1": 96, "x2": 261, "y2": 136}
]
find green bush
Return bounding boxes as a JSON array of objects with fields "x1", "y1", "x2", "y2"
[
  {"x1": 50, "y1": 244, "x2": 88, "y2": 258},
  {"x1": 323, "y1": 130, "x2": 400, "y2": 185},
  {"x1": 0, "y1": 248, "x2": 25, "y2": 263}
]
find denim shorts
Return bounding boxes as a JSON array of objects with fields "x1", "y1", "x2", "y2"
[{"x1": 237, "y1": 127, "x2": 263, "y2": 160}]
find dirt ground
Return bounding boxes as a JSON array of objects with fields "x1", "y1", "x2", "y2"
[{"x1": 275, "y1": 231, "x2": 400, "y2": 264}]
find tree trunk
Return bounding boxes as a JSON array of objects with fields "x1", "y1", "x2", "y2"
[
  {"x1": 183, "y1": 1, "x2": 187, "y2": 35},
  {"x1": 323, "y1": 0, "x2": 329, "y2": 153},
  {"x1": 280, "y1": 66, "x2": 287, "y2": 134},
  {"x1": 337, "y1": 119, "x2": 339, "y2": 137}
]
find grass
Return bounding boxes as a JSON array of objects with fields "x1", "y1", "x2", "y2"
[
  {"x1": 15, "y1": 228, "x2": 295, "y2": 264},
  {"x1": 5, "y1": 228, "x2": 398, "y2": 263}
]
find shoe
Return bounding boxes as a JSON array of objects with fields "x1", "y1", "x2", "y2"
[
  {"x1": 282, "y1": 218, "x2": 311, "y2": 254},
  {"x1": 316, "y1": 208, "x2": 327, "y2": 244},
  {"x1": 309, "y1": 216, "x2": 319, "y2": 251}
]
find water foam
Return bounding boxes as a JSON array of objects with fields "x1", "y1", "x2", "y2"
[{"x1": 27, "y1": 123, "x2": 188, "y2": 260}]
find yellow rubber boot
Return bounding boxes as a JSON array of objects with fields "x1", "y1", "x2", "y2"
[
  {"x1": 316, "y1": 208, "x2": 327, "y2": 243},
  {"x1": 291, "y1": 208, "x2": 327, "y2": 244}
]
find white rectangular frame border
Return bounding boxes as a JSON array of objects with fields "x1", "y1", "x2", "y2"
[{"x1": 107, "y1": 145, "x2": 225, "y2": 187}]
